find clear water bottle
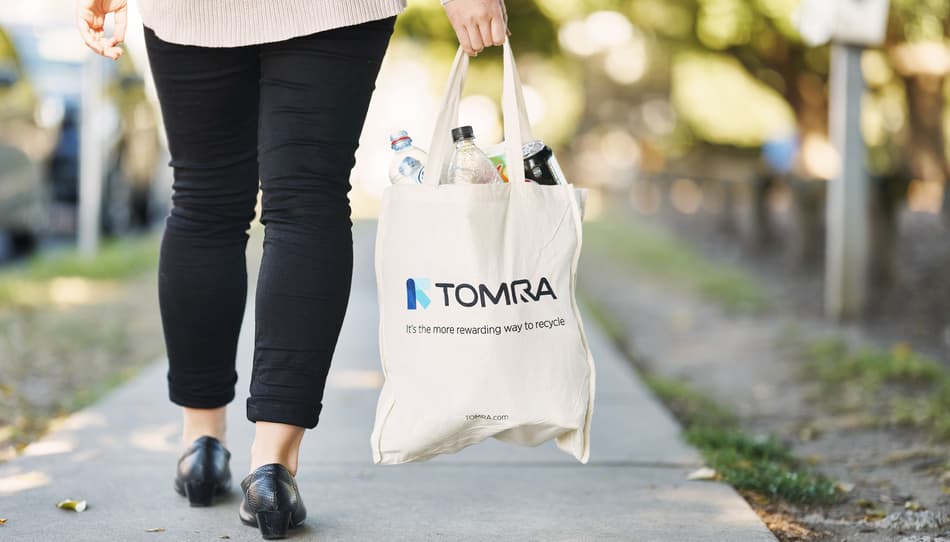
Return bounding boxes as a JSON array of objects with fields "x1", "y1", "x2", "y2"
[
  {"x1": 445, "y1": 125, "x2": 501, "y2": 185},
  {"x1": 388, "y1": 130, "x2": 427, "y2": 185}
]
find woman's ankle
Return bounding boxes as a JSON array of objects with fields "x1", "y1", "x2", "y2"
[
  {"x1": 249, "y1": 421, "x2": 305, "y2": 476},
  {"x1": 182, "y1": 406, "x2": 228, "y2": 447},
  {"x1": 248, "y1": 452, "x2": 299, "y2": 476}
]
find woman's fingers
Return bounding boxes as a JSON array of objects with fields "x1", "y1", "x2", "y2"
[
  {"x1": 77, "y1": 6, "x2": 102, "y2": 53},
  {"x1": 466, "y1": 23, "x2": 485, "y2": 55},
  {"x1": 453, "y1": 25, "x2": 476, "y2": 56},
  {"x1": 76, "y1": 1, "x2": 126, "y2": 59},
  {"x1": 444, "y1": 0, "x2": 508, "y2": 56},
  {"x1": 78, "y1": 24, "x2": 103, "y2": 54},
  {"x1": 489, "y1": 16, "x2": 506, "y2": 45},
  {"x1": 488, "y1": 0, "x2": 507, "y2": 45},
  {"x1": 111, "y1": 7, "x2": 127, "y2": 45},
  {"x1": 478, "y1": 18, "x2": 494, "y2": 49},
  {"x1": 102, "y1": 5, "x2": 127, "y2": 59},
  {"x1": 103, "y1": 42, "x2": 124, "y2": 59}
]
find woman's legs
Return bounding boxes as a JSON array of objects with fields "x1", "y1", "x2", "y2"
[
  {"x1": 249, "y1": 17, "x2": 396, "y2": 471},
  {"x1": 144, "y1": 27, "x2": 261, "y2": 446}
]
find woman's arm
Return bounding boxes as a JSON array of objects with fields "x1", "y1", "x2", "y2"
[
  {"x1": 76, "y1": 0, "x2": 128, "y2": 60},
  {"x1": 442, "y1": 0, "x2": 508, "y2": 56}
]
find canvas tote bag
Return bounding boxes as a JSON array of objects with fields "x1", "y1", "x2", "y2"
[{"x1": 371, "y1": 41, "x2": 595, "y2": 464}]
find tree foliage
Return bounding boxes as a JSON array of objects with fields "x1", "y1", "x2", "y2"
[{"x1": 397, "y1": 0, "x2": 950, "y2": 194}]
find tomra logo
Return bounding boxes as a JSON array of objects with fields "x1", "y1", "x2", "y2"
[
  {"x1": 406, "y1": 276, "x2": 557, "y2": 309},
  {"x1": 406, "y1": 278, "x2": 432, "y2": 310}
]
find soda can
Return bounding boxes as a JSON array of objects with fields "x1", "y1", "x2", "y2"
[{"x1": 522, "y1": 140, "x2": 567, "y2": 185}]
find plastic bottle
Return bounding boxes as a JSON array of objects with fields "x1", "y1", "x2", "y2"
[
  {"x1": 388, "y1": 130, "x2": 427, "y2": 185},
  {"x1": 445, "y1": 125, "x2": 501, "y2": 185}
]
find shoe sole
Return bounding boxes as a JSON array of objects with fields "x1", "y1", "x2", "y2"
[
  {"x1": 240, "y1": 510, "x2": 305, "y2": 539},
  {"x1": 174, "y1": 481, "x2": 230, "y2": 507}
]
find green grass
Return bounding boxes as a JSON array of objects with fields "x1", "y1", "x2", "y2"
[
  {"x1": 19, "y1": 236, "x2": 160, "y2": 281},
  {"x1": 584, "y1": 214, "x2": 767, "y2": 313},
  {"x1": 685, "y1": 428, "x2": 838, "y2": 504},
  {"x1": 806, "y1": 338, "x2": 942, "y2": 388},
  {"x1": 644, "y1": 372, "x2": 839, "y2": 504},
  {"x1": 643, "y1": 374, "x2": 736, "y2": 429},
  {"x1": 0, "y1": 235, "x2": 160, "y2": 306},
  {"x1": 803, "y1": 337, "x2": 950, "y2": 439}
]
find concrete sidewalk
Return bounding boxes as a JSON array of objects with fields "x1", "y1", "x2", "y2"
[{"x1": 0, "y1": 222, "x2": 776, "y2": 541}]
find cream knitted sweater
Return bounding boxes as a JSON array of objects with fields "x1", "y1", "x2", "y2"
[{"x1": 139, "y1": 0, "x2": 407, "y2": 47}]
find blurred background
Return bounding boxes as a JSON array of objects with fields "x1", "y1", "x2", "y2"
[
  {"x1": 1, "y1": 2, "x2": 947, "y2": 329},
  {"x1": 3, "y1": 1, "x2": 950, "y2": 535},
  {"x1": 0, "y1": 1, "x2": 161, "y2": 257}
]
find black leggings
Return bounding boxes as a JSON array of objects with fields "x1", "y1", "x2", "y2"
[{"x1": 144, "y1": 17, "x2": 395, "y2": 429}]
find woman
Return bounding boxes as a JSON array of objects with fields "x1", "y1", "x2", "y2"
[{"x1": 76, "y1": 0, "x2": 508, "y2": 538}]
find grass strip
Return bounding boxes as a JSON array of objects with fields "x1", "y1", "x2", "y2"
[
  {"x1": 22, "y1": 236, "x2": 159, "y2": 280},
  {"x1": 584, "y1": 295, "x2": 838, "y2": 504},
  {"x1": 803, "y1": 337, "x2": 950, "y2": 439},
  {"x1": 644, "y1": 373, "x2": 839, "y2": 504},
  {"x1": 0, "y1": 235, "x2": 160, "y2": 306},
  {"x1": 584, "y1": 214, "x2": 767, "y2": 313},
  {"x1": 805, "y1": 338, "x2": 942, "y2": 388}
]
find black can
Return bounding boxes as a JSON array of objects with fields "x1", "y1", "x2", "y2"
[{"x1": 522, "y1": 140, "x2": 567, "y2": 186}]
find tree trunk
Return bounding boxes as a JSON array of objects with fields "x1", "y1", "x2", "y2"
[
  {"x1": 903, "y1": 74, "x2": 949, "y2": 217},
  {"x1": 748, "y1": 172, "x2": 777, "y2": 252},
  {"x1": 787, "y1": 176, "x2": 826, "y2": 270},
  {"x1": 869, "y1": 172, "x2": 908, "y2": 287}
]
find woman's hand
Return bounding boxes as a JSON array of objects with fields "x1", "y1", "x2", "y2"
[
  {"x1": 76, "y1": 0, "x2": 128, "y2": 60},
  {"x1": 443, "y1": 0, "x2": 508, "y2": 56}
]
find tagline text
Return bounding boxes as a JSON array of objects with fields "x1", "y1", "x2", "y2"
[{"x1": 405, "y1": 317, "x2": 567, "y2": 337}]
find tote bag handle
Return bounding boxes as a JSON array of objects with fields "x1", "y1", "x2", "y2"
[{"x1": 425, "y1": 39, "x2": 534, "y2": 187}]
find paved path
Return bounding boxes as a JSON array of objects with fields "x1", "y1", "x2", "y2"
[{"x1": 0, "y1": 222, "x2": 776, "y2": 541}]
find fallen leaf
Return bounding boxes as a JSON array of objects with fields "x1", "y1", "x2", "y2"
[
  {"x1": 836, "y1": 481, "x2": 855, "y2": 493},
  {"x1": 56, "y1": 499, "x2": 87, "y2": 512},
  {"x1": 218, "y1": 536, "x2": 230, "y2": 539},
  {"x1": 856, "y1": 498, "x2": 875, "y2": 509},
  {"x1": 891, "y1": 342, "x2": 912, "y2": 359},
  {"x1": 0, "y1": 518, "x2": 7, "y2": 525},
  {"x1": 864, "y1": 509, "x2": 887, "y2": 521},
  {"x1": 145, "y1": 527, "x2": 165, "y2": 533},
  {"x1": 799, "y1": 425, "x2": 820, "y2": 442},
  {"x1": 687, "y1": 467, "x2": 718, "y2": 481},
  {"x1": 805, "y1": 454, "x2": 824, "y2": 465},
  {"x1": 904, "y1": 501, "x2": 926, "y2": 511},
  {"x1": 884, "y1": 448, "x2": 939, "y2": 464}
]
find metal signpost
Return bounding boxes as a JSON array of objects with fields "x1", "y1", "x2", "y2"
[
  {"x1": 826, "y1": 44, "x2": 868, "y2": 320},
  {"x1": 796, "y1": 0, "x2": 890, "y2": 320}
]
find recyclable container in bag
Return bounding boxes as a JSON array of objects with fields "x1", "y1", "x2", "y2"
[{"x1": 371, "y1": 41, "x2": 595, "y2": 464}]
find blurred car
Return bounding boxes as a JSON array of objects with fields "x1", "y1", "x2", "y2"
[
  {"x1": 0, "y1": 25, "x2": 56, "y2": 253},
  {"x1": 6, "y1": 24, "x2": 162, "y2": 237}
]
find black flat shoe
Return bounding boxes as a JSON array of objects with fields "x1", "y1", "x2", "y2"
[
  {"x1": 239, "y1": 463, "x2": 307, "y2": 540},
  {"x1": 174, "y1": 436, "x2": 232, "y2": 507}
]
